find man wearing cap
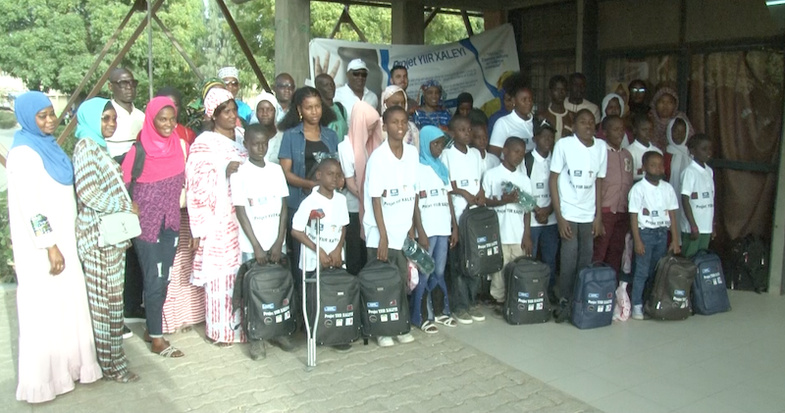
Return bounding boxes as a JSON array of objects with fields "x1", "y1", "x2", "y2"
[
  {"x1": 334, "y1": 58, "x2": 379, "y2": 123},
  {"x1": 219, "y1": 66, "x2": 254, "y2": 124}
]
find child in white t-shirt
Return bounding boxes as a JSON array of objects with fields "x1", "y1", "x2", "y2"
[
  {"x1": 363, "y1": 106, "x2": 423, "y2": 347},
  {"x1": 549, "y1": 109, "x2": 607, "y2": 323},
  {"x1": 440, "y1": 115, "x2": 486, "y2": 325},
  {"x1": 628, "y1": 151, "x2": 681, "y2": 319},
  {"x1": 679, "y1": 134, "x2": 715, "y2": 258},
  {"x1": 488, "y1": 74, "x2": 536, "y2": 157},
  {"x1": 482, "y1": 137, "x2": 533, "y2": 310},
  {"x1": 627, "y1": 113, "x2": 662, "y2": 181},
  {"x1": 468, "y1": 109, "x2": 501, "y2": 173}
]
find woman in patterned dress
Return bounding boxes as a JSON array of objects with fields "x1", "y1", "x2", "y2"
[
  {"x1": 73, "y1": 97, "x2": 139, "y2": 382},
  {"x1": 187, "y1": 88, "x2": 248, "y2": 346}
]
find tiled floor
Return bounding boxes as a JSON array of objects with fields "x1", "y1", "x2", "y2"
[{"x1": 441, "y1": 290, "x2": 785, "y2": 413}]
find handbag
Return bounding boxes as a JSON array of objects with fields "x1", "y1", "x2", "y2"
[{"x1": 98, "y1": 212, "x2": 141, "y2": 247}]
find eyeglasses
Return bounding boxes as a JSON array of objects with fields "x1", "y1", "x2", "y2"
[
  {"x1": 276, "y1": 83, "x2": 295, "y2": 90},
  {"x1": 351, "y1": 71, "x2": 368, "y2": 78},
  {"x1": 112, "y1": 79, "x2": 138, "y2": 89},
  {"x1": 224, "y1": 80, "x2": 239, "y2": 86},
  {"x1": 631, "y1": 87, "x2": 646, "y2": 93}
]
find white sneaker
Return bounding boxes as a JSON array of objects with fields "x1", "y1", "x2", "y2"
[
  {"x1": 376, "y1": 336, "x2": 394, "y2": 347},
  {"x1": 632, "y1": 305, "x2": 644, "y2": 320},
  {"x1": 396, "y1": 333, "x2": 415, "y2": 344}
]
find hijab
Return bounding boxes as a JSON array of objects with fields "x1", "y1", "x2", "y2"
[
  {"x1": 204, "y1": 88, "x2": 235, "y2": 118},
  {"x1": 649, "y1": 87, "x2": 693, "y2": 151},
  {"x1": 348, "y1": 101, "x2": 383, "y2": 193},
  {"x1": 11, "y1": 91, "x2": 74, "y2": 185},
  {"x1": 75, "y1": 97, "x2": 111, "y2": 148},
  {"x1": 666, "y1": 114, "x2": 692, "y2": 184},
  {"x1": 248, "y1": 91, "x2": 279, "y2": 125},
  {"x1": 121, "y1": 97, "x2": 184, "y2": 183},
  {"x1": 381, "y1": 85, "x2": 419, "y2": 149},
  {"x1": 381, "y1": 85, "x2": 408, "y2": 112},
  {"x1": 419, "y1": 126, "x2": 449, "y2": 185},
  {"x1": 601, "y1": 93, "x2": 625, "y2": 121}
]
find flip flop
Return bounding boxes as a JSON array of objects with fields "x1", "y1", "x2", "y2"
[
  {"x1": 155, "y1": 345, "x2": 185, "y2": 358},
  {"x1": 421, "y1": 320, "x2": 439, "y2": 334},
  {"x1": 113, "y1": 372, "x2": 140, "y2": 383},
  {"x1": 434, "y1": 315, "x2": 457, "y2": 327}
]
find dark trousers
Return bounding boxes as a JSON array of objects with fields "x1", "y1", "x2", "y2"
[
  {"x1": 592, "y1": 211, "x2": 630, "y2": 278},
  {"x1": 531, "y1": 224, "x2": 560, "y2": 294},
  {"x1": 132, "y1": 228, "x2": 178, "y2": 337},
  {"x1": 123, "y1": 245, "x2": 144, "y2": 316},
  {"x1": 558, "y1": 222, "x2": 594, "y2": 303},
  {"x1": 448, "y1": 243, "x2": 480, "y2": 313},
  {"x1": 345, "y1": 212, "x2": 367, "y2": 275}
]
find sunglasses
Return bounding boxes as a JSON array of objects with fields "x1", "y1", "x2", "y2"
[
  {"x1": 631, "y1": 87, "x2": 646, "y2": 93},
  {"x1": 112, "y1": 80, "x2": 139, "y2": 89},
  {"x1": 224, "y1": 80, "x2": 239, "y2": 86},
  {"x1": 276, "y1": 83, "x2": 294, "y2": 89},
  {"x1": 351, "y1": 71, "x2": 368, "y2": 78}
]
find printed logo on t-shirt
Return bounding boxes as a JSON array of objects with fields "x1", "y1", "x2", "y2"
[
  {"x1": 460, "y1": 179, "x2": 469, "y2": 187},
  {"x1": 536, "y1": 182, "x2": 545, "y2": 189},
  {"x1": 642, "y1": 208, "x2": 650, "y2": 216},
  {"x1": 624, "y1": 158, "x2": 633, "y2": 172},
  {"x1": 430, "y1": 189, "x2": 439, "y2": 196},
  {"x1": 651, "y1": 210, "x2": 659, "y2": 217},
  {"x1": 574, "y1": 170, "x2": 583, "y2": 177},
  {"x1": 691, "y1": 192, "x2": 698, "y2": 200},
  {"x1": 588, "y1": 171, "x2": 594, "y2": 178},
  {"x1": 419, "y1": 190, "x2": 427, "y2": 198},
  {"x1": 390, "y1": 189, "x2": 399, "y2": 196},
  {"x1": 702, "y1": 192, "x2": 710, "y2": 199}
]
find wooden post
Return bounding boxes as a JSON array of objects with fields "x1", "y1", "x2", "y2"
[
  {"x1": 461, "y1": 10, "x2": 475, "y2": 37},
  {"x1": 214, "y1": 0, "x2": 272, "y2": 93},
  {"x1": 152, "y1": 14, "x2": 204, "y2": 81}
]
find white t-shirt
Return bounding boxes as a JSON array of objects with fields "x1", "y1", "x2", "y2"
[
  {"x1": 265, "y1": 131, "x2": 283, "y2": 165},
  {"x1": 679, "y1": 161, "x2": 715, "y2": 234},
  {"x1": 628, "y1": 178, "x2": 679, "y2": 230},
  {"x1": 417, "y1": 164, "x2": 452, "y2": 237},
  {"x1": 363, "y1": 140, "x2": 419, "y2": 250},
  {"x1": 626, "y1": 140, "x2": 662, "y2": 181},
  {"x1": 337, "y1": 140, "x2": 360, "y2": 213},
  {"x1": 489, "y1": 111, "x2": 535, "y2": 153},
  {"x1": 334, "y1": 84, "x2": 379, "y2": 123},
  {"x1": 482, "y1": 164, "x2": 531, "y2": 244},
  {"x1": 550, "y1": 135, "x2": 608, "y2": 223},
  {"x1": 440, "y1": 145, "x2": 484, "y2": 222},
  {"x1": 107, "y1": 100, "x2": 145, "y2": 158},
  {"x1": 481, "y1": 151, "x2": 501, "y2": 174},
  {"x1": 292, "y1": 188, "x2": 350, "y2": 271},
  {"x1": 529, "y1": 151, "x2": 557, "y2": 227},
  {"x1": 231, "y1": 161, "x2": 289, "y2": 254}
]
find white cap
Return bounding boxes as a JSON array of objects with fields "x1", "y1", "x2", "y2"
[
  {"x1": 346, "y1": 59, "x2": 368, "y2": 72},
  {"x1": 218, "y1": 66, "x2": 239, "y2": 80}
]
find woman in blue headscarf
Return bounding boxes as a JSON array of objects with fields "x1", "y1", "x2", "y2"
[
  {"x1": 7, "y1": 91, "x2": 102, "y2": 403},
  {"x1": 73, "y1": 97, "x2": 139, "y2": 383}
]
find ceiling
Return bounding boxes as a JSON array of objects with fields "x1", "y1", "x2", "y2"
[{"x1": 313, "y1": 0, "x2": 569, "y2": 12}]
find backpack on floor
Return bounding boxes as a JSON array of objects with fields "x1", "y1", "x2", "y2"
[
  {"x1": 309, "y1": 268, "x2": 361, "y2": 346},
  {"x1": 503, "y1": 257, "x2": 552, "y2": 325},
  {"x1": 691, "y1": 250, "x2": 731, "y2": 315},
  {"x1": 727, "y1": 234, "x2": 769, "y2": 293},
  {"x1": 645, "y1": 255, "x2": 696, "y2": 321},
  {"x1": 236, "y1": 260, "x2": 296, "y2": 340},
  {"x1": 359, "y1": 260, "x2": 410, "y2": 337},
  {"x1": 458, "y1": 206, "x2": 504, "y2": 277},
  {"x1": 571, "y1": 263, "x2": 617, "y2": 329}
]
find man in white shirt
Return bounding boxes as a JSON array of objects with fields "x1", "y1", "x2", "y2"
[
  {"x1": 334, "y1": 59, "x2": 379, "y2": 123},
  {"x1": 274, "y1": 73, "x2": 295, "y2": 124},
  {"x1": 563, "y1": 73, "x2": 601, "y2": 124},
  {"x1": 106, "y1": 68, "x2": 145, "y2": 160}
]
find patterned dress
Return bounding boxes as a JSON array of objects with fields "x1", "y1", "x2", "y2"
[
  {"x1": 186, "y1": 131, "x2": 248, "y2": 343},
  {"x1": 73, "y1": 138, "x2": 133, "y2": 380}
]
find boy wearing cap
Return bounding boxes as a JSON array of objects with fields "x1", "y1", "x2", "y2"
[
  {"x1": 334, "y1": 58, "x2": 379, "y2": 122},
  {"x1": 219, "y1": 66, "x2": 254, "y2": 124}
]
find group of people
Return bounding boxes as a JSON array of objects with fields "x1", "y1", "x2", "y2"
[{"x1": 7, "y1": 60, "x2": 714, "y2": 404}]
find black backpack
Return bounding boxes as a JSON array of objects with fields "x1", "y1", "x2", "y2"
[
  {"x1": 503, "y1": 257, "x2": 551, "y2": 324},
  {"x1": 307, "y1": 268, "x2": 361, "y2": 346},
  {"x1": 458, "y1": 206, "x2": 504, "y2": 277},
  {"x1": 727, "y1": 234, "x2": 769, "y2": 293},
  {"x1": 691, "y1": 250, "x2": 731, "y2": 315},
  {"x1": 645, "y1": 255, "x2": 696, "y2": 321},
  {"x1": 359, "y1": 260, "x2": 410, "y2": 337},
  {"x1": 234, "y1": 260, "x2": 296, "y2": 340},
  {"x1": 570, "y1": 263, "x2": 616, "y2": 329}
]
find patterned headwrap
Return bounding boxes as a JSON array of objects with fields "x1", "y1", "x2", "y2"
[
  {"x1": 204, "y1": 88, "x2": 235, "y2": 118},
  {"x1": 419, "y1": 80, "x2": 445, "y2": 108}
]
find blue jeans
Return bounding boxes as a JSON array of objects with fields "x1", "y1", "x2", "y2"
[
  {"x1": 530, "y1": 224, "x2": 559, "y2": 292},
  {"x1": 632, "y1": 228, "x2": 668, "y2": 306},
  {"x1": 410, "y1": 236, "x2": 450, "y2": 326},
  {"x1": 133, "y1": 228, "x2": 178, "y2": 337}
]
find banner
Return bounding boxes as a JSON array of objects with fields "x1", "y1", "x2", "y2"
[{"x1": 309, "y1": 24, "x2": 519, "y2": 111}]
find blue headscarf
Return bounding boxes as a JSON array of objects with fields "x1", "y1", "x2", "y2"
[
  {"x1": 419, "y1": 80, "x2": 445, "y2": 108},
  {"x1": 11, "y1": 91, "x2": 74, "y2": 185},
  {"x1": 419, "y1": 126, "x2": 449, "y2": 185},
  {"x1": 75, "y1": 97, "x2": 111, "y2": 148}
]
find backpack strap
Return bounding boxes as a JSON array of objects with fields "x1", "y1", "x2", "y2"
[
  {"x1": 524, "y1": 151, "x2": 534, "y2": 178},
  {"x1": 128, "y1": 141, "x2": 146, "y2": 199},
  {"x1": 335, "y1": 101, "x2": 347, "y2": 119}
]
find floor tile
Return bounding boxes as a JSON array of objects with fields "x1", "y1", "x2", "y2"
[
  {"x1": 590, "y1": 390, "x2": 670, "y2": 413},
  {"x1": 548, "y1": 370, "x2": 620, "y2": 402}
]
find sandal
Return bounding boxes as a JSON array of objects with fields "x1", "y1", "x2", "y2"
[
  {"x1": 113, "y1": 371, "x2": 140, "y2": 383},
  {"x1": 421, "y1": 320, "x2": 439, "y2": 334},
  {"x1": 155, "y1": 345, "x2": 185, "y2": 358},
  {"x1": 434, "y1": 315, "x2": 457, "y2": 327},
  {"x1": 214, "y1": 342, "x2": 233, "y2": 349}
]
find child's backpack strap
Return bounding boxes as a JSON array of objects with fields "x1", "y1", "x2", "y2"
[
  {"x1": 128, "y1": 141, "x2": 146, "y2": 199},
  {"x1": 524, "y1": 151, "x2": 534, "y2": 178},
  {"x1": 335, "y1": 101, "x2": 347, "y2": 119}
]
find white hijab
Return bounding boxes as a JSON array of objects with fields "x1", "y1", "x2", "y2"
[
  {"x1": 666, "y1": 114, "x2": 692, "y2": 188},
  {"x1": 601, "y1": 93, "x2": 626, "y2": 121}
]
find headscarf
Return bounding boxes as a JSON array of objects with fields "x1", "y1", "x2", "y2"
[
  {"x1": 649, "y1": 87, "x2": 693, "y2": 151},
  {"x1": 75, "y1": 97, "x2": 111, "y2": 148},
  {"x1": 601, "y1": 93, "x2": 625, "y2": 121},
  {"x1": 666, "y1": 114, "x2": 692, "y2": 185},
  {"x1": 121, "y1": 97, "x2": 183, "y2": 183},
  {"x1": 11, "y1": 91, "x2": 74, "y2": 185},
  {"x1": 419, "y1": 126, "x2": 449, "y2": 185},
  {"x1": 381, "y1": 85, "x2": 420, "y2": 149},
  {"x1": 218, "y1": 66, "x2": 239, "y2": 80},
  {"x1": 204, "y1": 88, "x2": 235, "y2": 118},
  {"x1": 418, "y1": 80, "x2": 445, "y2": 108},
  {"x1": 348, "y1": 101, "x2": 383, "y2": 221},
  {"x1": 248, "y1": 91, "x2": 279, "y2": 123},
  {"x1": 381, "y1": 85, "x2": 408, "y2": 112}
]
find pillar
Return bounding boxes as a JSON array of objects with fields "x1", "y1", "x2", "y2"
[
  {"x1": 275, "y1": 0, "x2": 310, "y2": 86},
  {"x1": 392, "y1": 0, "x2": 424, "y2": 45},
  {"x1": 769, "y1": 101, "x2": 785, "y2": 295}
]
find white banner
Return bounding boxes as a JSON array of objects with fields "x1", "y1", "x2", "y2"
[{"x1": 309, "y1": 24, "x2": 519, "y2": 111}]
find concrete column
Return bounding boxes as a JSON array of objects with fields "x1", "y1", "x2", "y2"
[
  {"x1": 275, "y1": 0, "x2": 310, "y2": 86},
  {"x1": 575, "y1": 0, "x2": 584, "y2": 73},
  {"x1": 392, "y1": 0, "x2": 424, "y2": 45}
]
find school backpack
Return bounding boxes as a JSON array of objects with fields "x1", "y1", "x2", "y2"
[
  {"x1": 308, "y1": 268, "x2": 361, "y2": 346},
  {"x1": 727, "y1": 234, "x2": 769, "y2": 293},
  {"x1": 503, "y1": 257, "x2": 551, "y2": 325},
  {"x1": 645, "y1": 255, "x2": 696, "y2": 321},
  {"x1": 235, "y1": 260, "x2": 296, "y2": 340},
  {"x1": 359, "y1": 260, "x2": 410, "y2": 337},
  {"x1": 691, "y1": 250, "x2": 731, "y2": 315},
  {"x1": 570, "y1": 263, "x2": 617, "y2": 329},
  {"x1": 458, "y1": 206, "x2": 504, "y2": 277}
]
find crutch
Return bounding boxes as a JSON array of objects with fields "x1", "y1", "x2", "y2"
[{"x1": 302, "y1": 208, "x2": 325, "y2": 369}]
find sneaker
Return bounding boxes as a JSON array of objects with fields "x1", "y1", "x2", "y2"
[
  {"x1": 453, "y1": 310, "x2": 473, "y2": 325},
  {"x1": 396, "y1": 333, "x2": 415, "y2": 344},
  {"x1": 632, "y1": 305, "x2": 644, "y2": 320},
  {"x1": 331, "y1": 344, "x2": 352, "y2": 352},
  {"x1": 250, "y1": 341, "x2": 266, "y2": 360},
  {"x1": 269, "y1": 335, "x2": 297, "y2": 352},
  {"x1": 377, "y1": 336, "x2": 394, "y2": 347},
  {"x1": 468, "y1": 306, "x2": 485, "y2": 322},
  {"x1": 122, "y1": 325, "x2": 133, "y2": 339}
]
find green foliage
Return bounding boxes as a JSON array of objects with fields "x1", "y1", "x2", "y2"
[
  {"x1": 0, "y1": 191, "x2": 16, "y2": 284},
  {"x1": 0, "y1": 111, "x2": 16, "y2": 129}
]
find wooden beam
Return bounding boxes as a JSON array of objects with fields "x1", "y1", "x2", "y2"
[
  {"x1": 152, "y1": 14, "x2": 204, "y2": 81},
  {"x1": 424, "y1": 7, "x2": 441, "y2": 28},
  {"x1": 460, "y1": 10, "x2": 474, "y2": 37},
  {"x1": 214, "y1": 0, "x2": 272, "y2": 93}
]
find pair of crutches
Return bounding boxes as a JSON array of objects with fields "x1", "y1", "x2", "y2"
[{"x1": 302, "y1": 209, "x2": 325, "y2": 369}]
